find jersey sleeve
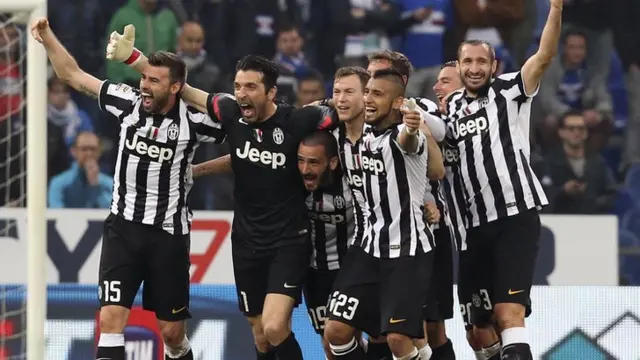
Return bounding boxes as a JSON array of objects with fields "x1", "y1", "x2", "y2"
[
  {"x1": 188, "y1": 107, "x2": 227, "y2": 144},
  {"x1": 495, "y1": 71, "x2": 540, "y2": 100},
  {"x1": 205, "y1": 92, "x2": 237, "y2": 125},
  {"x1": 393, "y1": 124, "x2": 427, "y2": 156},
  {"x1": 290, "y1": 105, "x2": 340, "y2": 139},
  {"x1": 98, "y1": 80, "x2": 140, "y2": 119},
  {"x1": 415, "y1": 97, "x2": 446, "y2": 142}
]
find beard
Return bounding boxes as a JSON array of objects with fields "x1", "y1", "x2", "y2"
[{"x1": 461, "y1": 71, "x2": 492, "y2": 92}]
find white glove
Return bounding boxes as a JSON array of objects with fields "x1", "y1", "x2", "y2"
[{"x1": 106, "y1": 24, "x2": 138, "y2": 64}]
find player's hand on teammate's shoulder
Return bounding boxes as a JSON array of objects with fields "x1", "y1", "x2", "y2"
[
  {"x1": 106, "y1": 24, "x2": 136, "y2": 63},
  {"x1": 30, "y1": 17, "x2": 50, "y2": 43},
  {"x1": 304, "y1": 99, "x2": 335, "y2": 108},
  {"x1": 401, "y1": 98, "x2": 422, "y2": 134}
]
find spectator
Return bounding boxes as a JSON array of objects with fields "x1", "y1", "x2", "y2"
[
  {"x1": 393, "y1": 0, "x2": 454, "y2": 101},
  {"x1": 539, "y1": 30, "x2": 613, "y2": 150},
  {"x1": 562, "y1": 0, "x2": 614, "y2": 93},
  {"x1": 274, "y1": 24, "x2": 314, "y2": 104},
  {"x1": 48, "y1": 121, "x2": 70, "y2": 182},
  {"x1": 48, "y1": 132, "x2": 113, "y2": 209},
  {"x1": 213, "y1": 0, "x2": 301, "y2": 74},
  {"x1": 542, "y1": 112, "x2": 616, "y2": 215},
  {"x1": 613, "y1": 0, "x2": 640, "y2": 171},
  {"x1": 48, "y1": 77, "x2": 95, "y2": 149},
  {"x1": 294, "y1": 72, "x2": 326, "y2": 108},
  {"x1": 176, "y1": 21, "x2": 222, "y2": 94},
  {"x1": 106, "y1": 0, "x2": 179, "y2": 85}
]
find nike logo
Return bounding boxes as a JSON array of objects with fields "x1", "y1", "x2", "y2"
[
  {"x1": 172, "y1": 306, "x2": 187, "y2": 314},
  {"x1": 284, "y1": 283, "x2": 298, "y2": 289},
  {"x1": 238, "y1": 118, "x2": 249, "y2": 125},
  {"x1": 508, "y1": 289, "x2": 525, "y2": 295},
  {"x1": 389, "y1": 318, "x2": 406, "y2": 324}
]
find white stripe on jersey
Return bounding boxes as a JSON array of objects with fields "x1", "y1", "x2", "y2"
[
  {"x1": 307, "y1": 176, "x2": 354, "y2": 271},
  {"x1": 359, "y1": 123, "x2": 434, "y2": 258},
  {"x1": 444, "y1": 71, "x2": 548, "y2": 229},
  {"x1": 100, "y1": 80, "x2": 225, "y2": 235}
]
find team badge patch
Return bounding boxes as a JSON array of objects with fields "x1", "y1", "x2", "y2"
[
  {"x1": 273, "y1": 127, "x2": 284, "y2": 145},
  {"x1": 167, "y1": 123, "x2": 179, "y2": 141},
  {"x1": 334, "y1": 195, "x2": 346, "y2": 210}
]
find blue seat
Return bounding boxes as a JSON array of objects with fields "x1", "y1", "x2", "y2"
[
  {"x1": 612, "y1": 188, "x2": 636, "y2": 218},
  {"x1": 625, "y1": 164, "x2": 640, "y2": 203},
  {"x1": 619, "y1": 229, "x2": 640, "y2": 247},
  {"x1": 620, "y1": 254, "x2": 640, "y2": 285},
  {"x1": 621, "y1": 206, "x2": 640, "y2": 239}
]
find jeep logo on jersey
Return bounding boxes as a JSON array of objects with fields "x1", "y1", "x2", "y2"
[
  {"x1": 236, "y1": 141, "x2": 286, "y2": 169},
  {"x1": 450, "y1": 115, "x2": 489, "y2": 140},
  {"x1": 309, "y1": 212, "x2": 346, "y2": 224},
  {"x1": 347, "y1": 173, "x2": 364, "y2": 188},
  {"x1": 443, "y1": 148, "x2": 460, "y2": 165},
  {"x1": 360, "y1": 154, "x2": 386, "y2": 177},
  {"x1": 125, "y1": 134, "x2": 174, "y2": 162}
]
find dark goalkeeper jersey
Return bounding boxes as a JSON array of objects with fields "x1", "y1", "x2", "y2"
[{"x1": 206, "y1": 94, "x2": 338, "y2": 248}]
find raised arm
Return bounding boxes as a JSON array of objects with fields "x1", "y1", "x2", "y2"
[
  {"x1": 31, "y1": 18, "x2": 102, "y2": 98},
  {"x1": 520, "y1": 0, "x2": 562, "y2": 95},
  {"x1": 105, "y1": 25, "x2": 210, "y2": 113}
]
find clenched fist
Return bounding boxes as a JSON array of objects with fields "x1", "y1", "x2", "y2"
[
  {"x1": 106, "y1": 25, "x2": 136, "y2": 63},
  {"x1": 30, "y1": 17, "x2": 50, "y2": 43},
  {"x1": 401, "y1": 98, "x2": 422, "y2": 134}
]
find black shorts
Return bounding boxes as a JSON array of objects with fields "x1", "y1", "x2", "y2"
[
  {"x1": 328, "y1": 247, "x2": 433, "y2": 339},
  {"x1": 98, "y1": 214, "x2": 191, "y2": 321},
  {"x1": 231, "y1": 234, "x2": 311, "y2": 317},
  {"x1": 423, "y1": 227, "x2": 455, "y2": 322},
  {"x1": 459, "y1": 209, "x2": 539, "y2": 328},
  {"x1": 303, "y1": 268, "x2": 338, "y2": 334}
]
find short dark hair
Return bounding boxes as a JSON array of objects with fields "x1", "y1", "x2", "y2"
[
  {"x1": 559, "y1": 110, "x2": 585, "y2": 128},
  {"x1": 563, "y1": 28, "x2": 587, "y2": 45},
  {"x1": 334, "y1": 66, "x2": 370, "y2": 90},
  {"x1": 298, "y1": 69, "x2": 325, "y2": 85},
  {"x1": 235, "y1": 55, "x2": 280, "y2": 91},
  {"x1": 371, "y1": 68, "x2": 406, "y2": 95},
  {"x1": 301, "y1": 131, "x2": 338, "y2": 159},
  {"x1": 148, "y1": 51, "x2": 187, "y2": 85},
  {"x1": 457, "y1": 40, "x2": 496, "y2": 62},
  {"x1": 48, "y1": 76, "x2": 67, "y2": 90},
  {"x1": 441, "y1": 61, "x2": 457, "y2": 69},
  {"x1": 368, "y1": 50, "x2": 413, "y2": 79},
  {"x1": 278, "y1": 22, "x2": 300, "y2": 34}
]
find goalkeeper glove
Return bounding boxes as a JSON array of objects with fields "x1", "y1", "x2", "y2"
[{"x1": 106, "y1": 24, "x2": 142, "y2": 66}]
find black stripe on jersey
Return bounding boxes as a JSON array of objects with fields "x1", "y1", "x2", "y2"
[
  {"x1": 479, "y1": 106, "x2": 505, "y2": 219},
  {"x1": 364, "y1": 169, "x2": 378, "y2": 253},
  {"x1": 172, "y1": 136, "x2": 196, "y2": 234},
  {"x1": 494, "y1": 87, "x2": 527, "y2": 215},
  {"x1": 377, "y1": 175, "x2": 393, "y2": 259},
  {"x1": 442, "y1": 179, "x2": 463, "y2": 250},
  {"x1": 389, "y1": 134, "x2": 413, "y2": 257},
  {"x1": 312, "y1": 191, "x2": 328, "y2": 268},
  {"x1": 335, "y1": 178, "x2": 349, "y2": 265},
  {"x1": 116, "y1": 128, "x2": 134, "y2": 215},
  {"x1": 463, "y1": 131, "x2": 486, "y2": 225},
  {"x1": 520, "y1": 150, "x2": 543, "y2": 206},
  {"x1": 132, "y1": 107, "x2": 150, "y2": 222},
  {"x1": 98, "y1": 83, "x2": 133, "y2": 113}
]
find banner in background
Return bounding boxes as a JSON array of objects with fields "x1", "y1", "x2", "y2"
[
  {"x1": 0, "y1": 285, "x2": 638, "y2": 359},
  {"x1": 0, "y1": 210, "x2": 619, "y2": 285}
]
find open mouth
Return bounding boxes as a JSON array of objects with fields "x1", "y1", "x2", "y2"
[
  {"x1": 303, "y1": 174, "x2": 317, "y2": 187},
  {"x1": 466, "y1": 74, "x2": 484, "y2": 82},
  {"x1": 365, "y1": 106, "x2": 377, "y2": 116},
  {"x1": 141, "y1": 92, "x2": 153, "y2": 107},
  {"x1": 239, "y1": 103, "x2": 255, "y2": 118}
]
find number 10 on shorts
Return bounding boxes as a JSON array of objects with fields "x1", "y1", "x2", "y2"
[{"x1": 100, "y1": 280, "x2": 121, "y2": 303}]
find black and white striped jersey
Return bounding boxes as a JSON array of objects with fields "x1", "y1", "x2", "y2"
[
  {"x1": 356, "y1": 123, "x2": 434, "y2": 258},
  {"x1": 98, "y1": 81, "x2": 225, "y2": 235},
  {"x1": 441, "y1": 141, "x2": 469, "y2": 250},
  {"x1": 334, "y1": 123, "x2": 368, "y2": 246},
  {"x1": 443, "y1": 72, "x2": 548, "y2": 228},
  {"x1": 306, "y1": 174, "x2": 354, "y2": 271}
]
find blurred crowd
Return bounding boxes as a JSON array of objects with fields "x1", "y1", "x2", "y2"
[{"x1": 1, "y1": 0, "x2": 640, "y2": 279}]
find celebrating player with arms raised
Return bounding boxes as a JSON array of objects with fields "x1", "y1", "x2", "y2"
[{"x1": 107, "y1": 26, "x2": 340, "y2": 360}]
